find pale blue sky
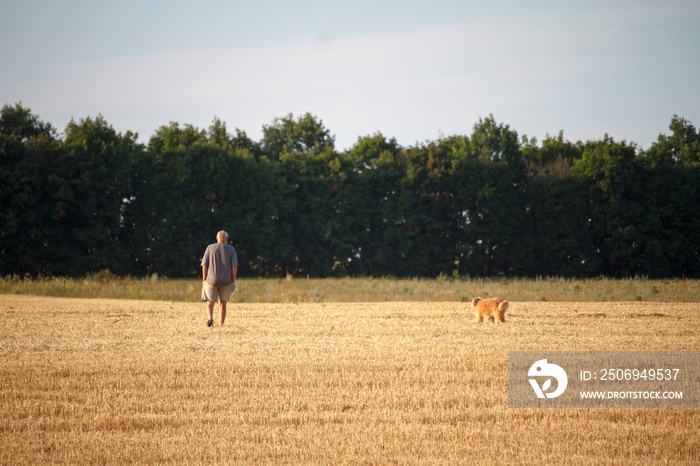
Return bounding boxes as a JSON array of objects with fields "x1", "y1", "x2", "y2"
[{"x1": 2, "y1": 0, "x2": 699, "y2": 150}]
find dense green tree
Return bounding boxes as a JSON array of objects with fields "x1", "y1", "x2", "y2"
[
  {"x1": 524, "y1": 133, "x2": 591, "y2": 276},
  {"x1": 342, "y1": 133, "x2": 408, "y2": 276},
  {"x1": 658, "y1": 116, "x2": 700, "y2": 167},
  {"x1": 261, "y1": 113, "x2": 335, "y2": 161},
  {"x1": 457, "y1": 116, "x2": 531, "y2": 276},
  {"x1": 140, "y1": 121, "x2": 278, "y2": 277},
  {"x1": 528, "y1": 157, "x2": 596, "y2": 276},
  {"x1": 0, "y1": 104, "x2": 62, "y2": 275},
  {"x1": 522, "y1": 130, "x2": 583, "y2": 168},
  {"x1": 2, "y1": 105, "x2": 698, "y2": 279},
  {"x1": 396, "y1": 138, "x2": 462, "y2": 276},
  {"x1": 258, "y1": 113, "x2": 347, "y2": 276},
  {"x1": 57, "y1": 116, "x2": 143, "y2": 275},
  {"x1": 639, "y1": 118, "x2": 700, "y2": 276},
  {"x1": 572, "y1": 137, "x2": 643, "y2": 276},
  {"x1": 148, "y1": 122, "x2": 207, "y2": 154},
  {"x1": 0, "y1": 107, "x2": 141, "y2": 276},
  {"x1": 0, "y1": 102, "x2": 56, "y2": 140},
  {"x1": 273, "y1": 146, "x2": 344, "y2": 276}
]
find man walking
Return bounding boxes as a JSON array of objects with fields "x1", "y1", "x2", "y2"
[{"x1": 201, "y1": 230, "x2": 238, "y2": 327}]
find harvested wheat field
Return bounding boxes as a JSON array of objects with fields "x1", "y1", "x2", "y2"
[{"x1": 1, "y1": 294, "x2": 698, "y2": 464}]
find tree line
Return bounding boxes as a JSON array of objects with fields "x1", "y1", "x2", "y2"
[{"x1": 2, "y1": 103, "x2": 699, "y2": 279}]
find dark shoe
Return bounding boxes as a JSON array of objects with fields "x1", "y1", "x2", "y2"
[{"x1": 207, "y1": 319, "x2": 213, "y2": 327}]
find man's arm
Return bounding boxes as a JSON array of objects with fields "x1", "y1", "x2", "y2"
[
  {"x1": 202, "y1": 265, "x2": 208, "y2": 281},
  {"x1": 232, "y1": 266, "x2": 237, "y2": 284}
]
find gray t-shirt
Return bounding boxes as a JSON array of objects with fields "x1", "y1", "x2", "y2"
[{"x1": 201, "y1": 243, "x2": 239, "y2": 287}]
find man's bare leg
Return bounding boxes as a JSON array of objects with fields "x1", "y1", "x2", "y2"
[
  {"x1": 220, "y1": 300, "x2": 227, "y2": 326},
  {"x1": 206, "y1": 300, "x2": 215, "y2": 326}
]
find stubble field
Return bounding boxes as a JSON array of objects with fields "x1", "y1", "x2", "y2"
[{"x1": 1, "y1": 294, "x2": 698, "y2": 464}]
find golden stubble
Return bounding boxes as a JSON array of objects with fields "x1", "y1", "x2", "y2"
[{"x1": 1, "y1": 295, "x2": 698, "y2": 464}]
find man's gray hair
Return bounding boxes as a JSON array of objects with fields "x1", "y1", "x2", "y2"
[{"x1": 217, "y1": 230, "x2": 229, "y2": 239}]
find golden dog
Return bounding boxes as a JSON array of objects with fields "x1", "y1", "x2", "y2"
[{"x1": 471, "y1": 297, "x2": 508, "y2": 324}]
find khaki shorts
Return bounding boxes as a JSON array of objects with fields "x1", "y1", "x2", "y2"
[{"x1": 201, "y1": 282, "x2": 236, "y2": 302}]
